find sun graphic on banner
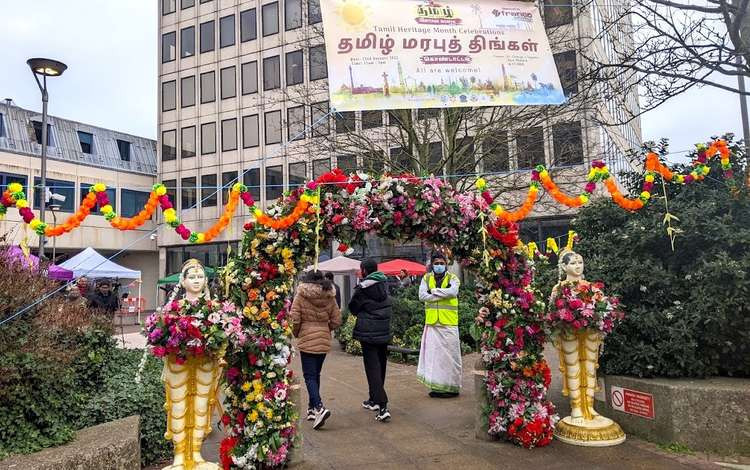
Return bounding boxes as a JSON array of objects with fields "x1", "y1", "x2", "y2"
[{"x1": 335, "y1": 0, "x2": 372, "y2": 31}]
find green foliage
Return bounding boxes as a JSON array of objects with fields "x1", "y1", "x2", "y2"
[{"x1": 336, "y1": 315, "x2": 362, "y2": 355}]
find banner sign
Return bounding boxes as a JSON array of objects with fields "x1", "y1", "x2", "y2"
[
  {"x1": 610, "y1": 386, "x2": 655, "y2": 419},
  {"x1": 320, "y1": 0, "x2": 565, "y2": 112}
]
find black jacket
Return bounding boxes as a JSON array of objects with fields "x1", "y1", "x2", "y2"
[
  {"x1": 87, "y1": 292, "x2": 119, "y2": 314},
  {"x1": 348, "y1": 277, "x2": 393, "y2": 345}
]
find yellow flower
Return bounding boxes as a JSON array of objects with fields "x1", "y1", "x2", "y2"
[
  {"x1": 266, "y1": 410, "x2": 274, "y2": 420},
  {"x1": 15, "y1": 199, "x2": 28, "y2": 209},
  {"x1": 30, "y1": 219, "x2": 42, "y2": 230},
  {"x1": 578, "y1": 194, "x2": 589, "y2": 204},
  {"x1": 100, "y1": 204, "x2": 113, "y2": 214},
  {"x1": 163, "y1": 208, "x2": 177, "y2": 222},
  {"x1": 257, "y1": 402, "x2": 266, "y2": 412},
  {"x1": 155, "y1": 184, "x2": 167, "y2": 196},
  {"x1": 281, "y1": 248, "x2": 293, "y2": 259},
  {"x1": 271, "y1": 321, "x2": 280, "y2": 330},
  {"x1": 8, "y1": 183, "x2": 22, "y2": 193},
  {"x1": 701, "y1": 166, "x2": 710, "y2": 175},
  {"x1": 241, "y1": 382, "x2": 251, "y2": 392},
  {"x1": 300, "y1": 194, "x2": 310, "y2": 203},
  {"x1": 249, "y1": 410, "x2": 259, "y2": 422},
  {"x1": 529, "y1": 186, "x2": 539, "y2": 194},
  {"x1": 253, "y1": 208, "x2": 263, "y2": 217},
  {"x1": 232, "y1": 182, "x2": 243, "y2": 193},
  {"x1": 475, "y1": 178, "x2": 486, "y2": 190},
  {"x1": 493, "y1": 206, "x2": 505, "y2": 216},
  {"x1": 677, "y1": 175, "x2": 685, "y2": 183},
  {"x1": 196, "y1": 233, "x2": 206, "y2": 243},
  {"x1": 640, "y1": 191, "x2": 651, "y2": 200},
  {"x1": 93, "y1": 183, "x2": 107, "y2": 193},
  {"x1": 645, "y1": 174, "x2": 655, "y2": 183}
]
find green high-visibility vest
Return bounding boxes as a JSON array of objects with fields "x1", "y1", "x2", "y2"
[{"x1": 424, "y1": 272, "x2": 459, "y2": 326}]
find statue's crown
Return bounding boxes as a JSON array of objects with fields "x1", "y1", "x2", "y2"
[{"x1": 181, "y1": 258, "x2": 204, "y2": 273}]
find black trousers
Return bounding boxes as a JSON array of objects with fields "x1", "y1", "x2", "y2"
[{"x1": 361, "y1": 342, "x2": 389, "y2": 408}]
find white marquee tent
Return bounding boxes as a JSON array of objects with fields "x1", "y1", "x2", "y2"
[{"x1": 60, "y1": 247, "x2": 141, "y2": 279}]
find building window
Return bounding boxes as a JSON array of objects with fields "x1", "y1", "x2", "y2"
[
  {"x1": 162, "y1": 0, "x2": 176, "y2": 15},
  {"x1": 335, "y1": 111, "x2": 355, "y2": 133},
  {"x1": 162, "y1": 130, "x2": 177, "y2": 161},
  {"x1": 181, "y1": 76, "x2": 196, "y2": 108},
  {"x1": 181, "y1": 126, "x2": 196, "y2": 158},
  {"x1": 162, "y1": 32, "x2": 176, "y2": 63},
  {"x1": 32, "y1": 121, "x2": 53, "y2": 146},
  {"x1": 552, "y1": 121, "x2": 583, "y2": 166},
  {"x1": 181, "y1": 26, "x2": 195, "y2": 58},
  {"x1": 285, "y1": 0, "x2": 302, "y2": 30},
  {"x1": 162, "y1": 80, "x2": 177, "y2": 111},
  {"x1": 361, "y1": 110, "x2": 382, "y2": 129},
  {"x1": 121, "y1": 189, "x2": 151, "y2": 218},
  {"x1": 200, "y1": 71, "x2": 215, "y2": 103},
  {"x1": 33, "y1": 178, "x2": 74, "y2": 212},
  {"x1": 263, "y1": 56, "x2": 281, "y2": 90},
  {"x1": 285, "y1": 50, "x2": 304, "y2": 86},
  {"x1": 287, "y1": 105, "x2": 305, "y2": 141},
  {"x1": 241, "y1": 61, "x2": 258, "y2": 95},
  {"x1": 243, "y1": 168, "x2": 261, "y2": 201},
  {"x1": 418, "y1": 108, "x2": 441, "y2": 120},
  {"x1": 77, "y1": 131, "x2": 94, "y2": 154},
  {"x1": 516, "y1": 127, "x2": 545, "y2": 169},
  {"x1": 337, "y1": 154, "x2": 357, "y2": 174},
  {"x1": 454, "y1": 137, "x2": 475, "y2": 175},
  {"x1": 163, "y1": 179, "x2": 177, "y2": 210},
  {"x1": 181, "y1": 177, "x2": 197, "y2": 210},
  {"x1": 220, "y1": 66, "x2": 236, "y2": 99},
  {"x1": 309, "y1": 45, "x2": 327, "y2": 80},
  {"x1": 81, "y1": 183, "x2": 117, "y2": 212},
  {"x1": 308, "y1": 0, "x2": 322, "y2": 24},
  {"x1": 484, "y1": 131, "x2": 509, "y2": 172},
  {"x1": 240, "y1": 8, "x2": 257, "y2": 42},
  {"x1": 200, "y1": 20, "x2": 215, "y2": 53},
  {"x1": 220, "y1": 14, "x2": 235, "y2": 48},
  {"x1": 428, "y1": 141, "x2": 442, "y2": 172},
  {"x1": 544, "y1": 0, "x2": 573, "y2": 28},
  {"x1": 221, "y1": 118, "x2": 237, "y2": 152},
  {"x1": 201, "y1": 173, "x2": 217, "y2": 207},
  {"x1": 363, "y1": 151, "x2": 385, "y2": 174},
  {"x1": 310, "y1": 101, "x2": 329, "y2": 136},
  {"x1": 390, "y1": 147, "x2": 411, "y2": 172},
  {"x1": 264, "y1": 111, "x2": 282, "y2": 144},
  {"x1": 266, "y1": 165, "x2": 283, "y2": 201},
  {"x1": 0, "y1": 113, "x2": 5, "y2": 137},
  {"x1": 289, "y1": 162, "x2": 307, "y2": 189},
  {"x1": 201, "y1": 122, "x2": 216, "y2": 154},
  {"x1": 181, "y1": 0, "x2": 195, "y2": 9},
  {"x1": 312, "y1": 158, "x2": 330, "y2": 179},
  {"x1": 221, "y1": 170, "x2": 236, "y2": 204},
  {"x1": 554, "y1": 50, "x2": 578, "y2": 96},
  {"x1": 242, "y1": 114, "x2": 260, "y2": 148},
  {"x1": 116, "y1": 139, "x2": 131, "y2": 161},
  {"x1": 262, "y1": 2, "x2": 279, "y2": 36}
]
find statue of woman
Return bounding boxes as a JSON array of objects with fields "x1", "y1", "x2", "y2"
[
  {"x1": 162, "y1": 258, "x2": 221, "y2": 470},
  {"x1": 550, "y1": 249, "x2": 625, "y2": 446}
]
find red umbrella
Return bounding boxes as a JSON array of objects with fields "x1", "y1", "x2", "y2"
[{"x1": 378, "y1": 259, "x2": 426, "y2": 276}]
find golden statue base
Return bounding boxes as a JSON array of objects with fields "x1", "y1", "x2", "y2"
[{"x1": 554, "y1": 415, "x2": 626, "y2": 447}]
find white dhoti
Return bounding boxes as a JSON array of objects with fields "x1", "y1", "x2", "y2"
[{"x1": 417, "y1": 324, "x2": 462, "y2": 393}]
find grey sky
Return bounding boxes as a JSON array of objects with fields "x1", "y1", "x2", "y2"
[{"x1": 0, "y1": 1, "x2": 745, "y2": 162}]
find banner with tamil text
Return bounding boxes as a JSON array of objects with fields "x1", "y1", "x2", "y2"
[{"x1": 320, "y1": 0, "x2": 565, "y2": 112}]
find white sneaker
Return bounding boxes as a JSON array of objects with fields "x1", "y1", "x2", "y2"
[
  {"x1": 306, "y1": 408, "x2": 316, "y2": 421},
  {"x1": 375, "y1": 408, "x2": 391, "y2": 422},
  {"x1": 313, "y1": 407, "x2": 331, "y2": 429}
]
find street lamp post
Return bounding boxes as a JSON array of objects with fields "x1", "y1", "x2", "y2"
[
  {"x1": 27, "y1": 57, "x2": 67, "y2": 260},
  {"x1": 48, "y1": 203, "x2": 60, "y2": 262}
]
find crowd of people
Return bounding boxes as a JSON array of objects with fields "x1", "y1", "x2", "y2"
[
  {"x1": 290, "y1": 253, "x2": 461, "y2": 429},
  {"x1": 64, "y1": 275, "x2": 122, "y2": 316}
]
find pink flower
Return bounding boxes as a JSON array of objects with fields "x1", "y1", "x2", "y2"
[{"x1": 152, "y1": 346, "x2": 167, "y2": 357}]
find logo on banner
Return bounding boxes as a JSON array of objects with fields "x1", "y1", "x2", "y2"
[{"x1": 415, "y1": 1, "x2": 462, "y2": 25}]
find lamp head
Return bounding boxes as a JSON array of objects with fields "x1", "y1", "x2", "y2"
[{"x1": 27, "y1": 58, "x2": 67, "y2": 77}]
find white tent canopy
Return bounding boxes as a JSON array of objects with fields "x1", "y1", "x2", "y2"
[
  {"x1": 305, "y1": 256, "x2": 361, "y2": 274},
  {"x1": 59, "y1": 247, "x2": 141, "y2": 279}
]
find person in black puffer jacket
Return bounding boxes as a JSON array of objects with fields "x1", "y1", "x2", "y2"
[{"x1": 348, "y1": 258, "x2": 393, "y2": 422}]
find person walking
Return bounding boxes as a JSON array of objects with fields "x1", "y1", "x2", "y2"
[
  {"x1": 348, "y1": 258, "x2": 393, "y2": 422},
  {"x1": 290, "y1": 270, "x2": 342, "y2": 430},
  {"x1": 417, "y1": 252, "x2": 462, "y2": 398}
]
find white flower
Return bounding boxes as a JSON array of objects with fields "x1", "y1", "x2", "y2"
[{"x1": 639, "y1": 285, "x2": 647, "y2": 292}]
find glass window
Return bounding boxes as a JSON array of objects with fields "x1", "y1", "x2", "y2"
[
  {"x1": 181, "y1": 177, "x2": 197, "y2": 210},
  {"x1": 313, "y1": 158, "x2": 330, "y2": 179},
  {"x1": 116, "y1": 139, "x2": 131, "y2": 161},
  {"x1": 263, "y1": 56, "x2": 281, "y2": 90},
  {"x1": 428, "y1": 141, "x2": 442, "y2": 172},
  {"x1": 289, "y1": 162, "x2": 307, "y2": 189},
  {"x1": 264, "y1": 111, "x2": 282, "y2": 144},
  {"x1": 418, "y1": 108, "x2": 441, "y2": 120},
  {"x1": 162, "y1": 0, "x2": 176, "y2": 15},
  {"x1": 287, "y1": 105, "x2": 305, "y2": 141},
  {"x1": 181, "y1": 0, "x2": 194, "y2": 8},
  {"x1": 121, "y1": 189, "x2": 150, "y2": 218},
  {"x1": 484, "y1": 131, "x2": 509, "y2": 172},
  {"x1": 242, "y1": 114, "x2": 260, "y2": 148},
  {"x1": 308, "y1": 0, "x2": 322, "y2": 24},
  {"x1": 544, "y1": 0, "x2": 573, "y2": 28},
  {"x1": 390, "y1": 147, "x2": 411, "y2": 172},
  {"x1": 554, "y1": 50, "x2": 578, "y2": 96},
  {"x1": 181, "y1": 75, "x2": 196, "y2": 107},
  {"x1": 163, "y1": 179, "x2": 177, "y2": 210},
  {"x1": 285, "y1": 0, "x2": 302, "y2": 30},
  {"x1": 221, "y1": 171, "x2": 237, "y2": 204},
  {"x1": 220, "y1": 66, "x2": 236, "y2": 99},
  {"x1": 32, "y1": 121, "x2": 53, "y2": 146},
  {"x1": 552, "y1": 122, "x2": 583, "y2": 166},
  {"x1": 309, "y1": 45, "x2": 327, "y2": 80},
  {"x1": 516, "y1": 127, "x2": 545, "y2": 169},
  {"x1": 201, "y1": 122, "x2": 216, "y2": 154},
  {"x1": 310, "y1": 101, "x2": 329, "y2": 136},
  {"x1": 200, "y1": 20, "x2": 215, "y2": 53},
  {"x1": 454, "y1": 137, "x2": 475, "y2": 175},
  {"x1": 162, "y1": 130, "x2": 177, "y2": 161},
  {"x1": 337, "y1": 154, "x2": 357, "y2": 174},
  {"x1": 181, "y1": 126, "x2": 196, "y2": 158},
  {"x1": 162, "y1": 32, "x2": 176, "y2": 63},
  {"x1": 201, "y1": 173, "x2": 217, "y2": 207},
  {"x1": 335, "y1": 111, "x2": 355, "y2": 133},
  {"x1": 361, "y1": 110, "x2": 382, "y2": 129},
  {"x1": 363, "y1": 151, "x2": 385, "y2": 174},
  {"x1": 200, "y1": 71, "x2": 215, "y2": 103},
  {"x1": 262, "y1": 2, "x2": 279, "y2": 36},
  {"x1": 240, "y1": 8, "x2": 257, "y2": 42},
  {"x1": 33, "y1": 178, "x2": 74, "y2": 212},
  {"x1": 221, "y1": 118, "x2": 237, "y2": 151},
  {"x1": 285, "y1": 50, "x2": 304, "y2": 85},
  {"x1": 162, "y1": 80, "x2": 176, "y2": 111},
  {"x1": 81, "y1": 183, "x2": 117, "y2": 212},
  {"x1": 243, "y1": 168, "x2": 261, "y2": 201},
  {"x1": 0, "y1": 113, "x2": 5, "y2": 137},
  {"x1": 241, "y1": 61, "x2": 258, "y2": 95},
  {"x1": 77, "y1": 131, "x2": 94, "y2": 154},
  {"x1": 220, "y1": 14, "x2": 235, "y2": 48},
  {"x1": 266, "y1": 165, "x2": 283, "y2": 201},
  {"x1": 181, "y1": 26, "x2": 195, "y2": 58}
]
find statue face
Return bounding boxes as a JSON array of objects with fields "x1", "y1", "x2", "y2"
[
  {"x1": 181, "y1": 266, "x2": 206, "y2": 296},
  {"x1": 563, "y1": 253, "x2": 584, "y2": 278}
]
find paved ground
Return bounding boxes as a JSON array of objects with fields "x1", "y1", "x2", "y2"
[{"x1": 144, "y1": 341, "x2": 728, "y2": 470}]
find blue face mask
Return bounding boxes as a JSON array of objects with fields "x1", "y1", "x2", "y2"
[{"x1": 433, "y1": 264, "x2": 446, "y2": 274}]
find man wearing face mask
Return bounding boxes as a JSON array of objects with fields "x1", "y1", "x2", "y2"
[{"x1": 417, "y1": 252, "x2": 462, "y2": 398}]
